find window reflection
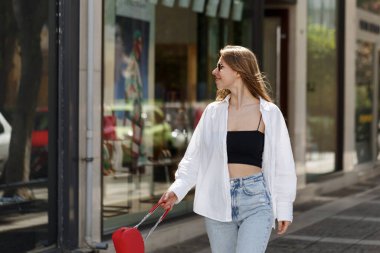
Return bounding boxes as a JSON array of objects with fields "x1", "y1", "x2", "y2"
[
  {"x1": 355, "y1": 40, "x2": 374, "y2": 163},
  {"x1": 102, "y1": 1, "x2": 252, "y2": 232},
  {"x1": 306, "y1": 0, "x2": 338, "y2": 180},
  {"x1": 0, "y1": 1, "x2": 52, "y2": 251},
  {"x1": 102, "y1": 3, "x2": 203, "y2": 230}
]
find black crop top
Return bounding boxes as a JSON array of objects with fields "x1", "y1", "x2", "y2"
[{"x1": 227, "y1": 116, "x2": 264, "y2": 167}]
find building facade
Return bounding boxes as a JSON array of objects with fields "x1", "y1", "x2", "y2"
[{"x1": 0, "y1": 0, "x2": 380, "y2": 252}]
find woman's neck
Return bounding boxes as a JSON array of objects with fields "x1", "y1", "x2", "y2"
[{"x1": 229, "y1": 86, "x2": 259, "y2": 110}]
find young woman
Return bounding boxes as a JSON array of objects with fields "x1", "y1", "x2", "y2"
[{"x1": 159, "y1": 45, "x2": 297, "y2": 253}]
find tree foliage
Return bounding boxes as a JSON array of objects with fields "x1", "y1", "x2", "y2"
[{"x1": 306, "y1": 23, "x2": 337, "y2": 151}]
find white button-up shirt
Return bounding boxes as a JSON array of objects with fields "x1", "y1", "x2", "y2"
[{"x1": 168, "y1": 95, "x2": 297, "y2": 224}]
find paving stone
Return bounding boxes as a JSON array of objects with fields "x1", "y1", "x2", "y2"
[
  {"x1": 303, "y1": 242, "x2": 352, "y2": 253},
  {"x1": 293, "y1": 217, "x2": 380, "y2": 240},
  {"x1": 292, "y1": 218, "x2": 356, "y2": 238},
  {"x1": 338, "y1": 202, "x2": 380, "y2": 217},
  {"x1": 153, "y1": 234, "x2": 209, "y2": 253},
  {"x1": 154, "y1": 245, "x2": 209, "y2": 253},
  {"x1": 267, "y1": 237, "x2": 313, "y2": 251},
  {"x1": 366, "y1": 175, "x2": 380, "y2": 184},
  {"x1": 344, "y1": 244, "x2": 380, "y2": 253},
  {"x1": 323, "y1": 188, "x2": 365, "y2": 198},
  {"x1": 362, "y1": 230, "x2": 380, "y2": 240},
  {"x1": 294, "y1": 199, "x2": 332, "y2": 213},
  {"x1": 370, "y1": 189, "x2": 380, "y2": 196},
  {"x1": 337, "y1": 220, "x2": 380, "y2": 239},
  {"x1": 357, "y1": 181, "x2": 378, "y2": 187},
  {"x1": 266, "y1": 247, "x2": 302, "y2": 253}
]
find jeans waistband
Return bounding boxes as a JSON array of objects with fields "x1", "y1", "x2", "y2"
[{"x1": 230, "y1": 172, "x2": 263, "y2": 187}]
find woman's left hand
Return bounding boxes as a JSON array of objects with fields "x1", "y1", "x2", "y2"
[{"x1": 277, "y1": 220, "x2": 291, "y2": 235}]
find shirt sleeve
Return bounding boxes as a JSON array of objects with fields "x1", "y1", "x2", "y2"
[
  {"x1": 273, "y1": 107, "x2": 297, "y2": 222},
  {"x1": 168, "y1": 105, "x2": 208, "y2": 203}
]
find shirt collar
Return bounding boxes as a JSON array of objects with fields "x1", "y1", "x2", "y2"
[
  {"x1": 222, "y1": 94, "x2": 231, "y2": 104},
  {"x1": 259, "y1": 97, "x2": 271, "y2": 111}
]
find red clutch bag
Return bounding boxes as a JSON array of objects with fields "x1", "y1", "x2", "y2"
[{"x1": 112, "y1": 203, "x2": 170, "y2": 253}]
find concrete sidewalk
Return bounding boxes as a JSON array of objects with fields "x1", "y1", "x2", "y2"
[{"x1": 150, "y1": 175, "x2": 380, "y2": 253}]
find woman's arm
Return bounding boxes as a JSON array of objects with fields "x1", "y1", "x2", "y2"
[
  {"x1": 273, "y1": 107, "x2": 297, "y2": 224},
  {"x1": 159, "y1": 105, "x2": 209, "y2": 209}
]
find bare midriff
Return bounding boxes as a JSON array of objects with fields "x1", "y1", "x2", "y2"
[{"x1": 228, "y1": 163, "x2": 262, "y2": 179}]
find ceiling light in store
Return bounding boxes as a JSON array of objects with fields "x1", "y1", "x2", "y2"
[
  {"x1": 232, "y1": 0, "x2": 244, "y2": 21},
  {"x1": 193, "y1": 0, "x2": 206, "y2": 13},
  {"x1": 206, "y1": 0, "x2": 220, "y2": 17},
  {"x1": 179, "y1": 0, "x2": 191, "y2": 8},
  {"x1": 219, "y1": 0, "x2": 231, "y2": 19},
  {"x1": 162, "y1": 0, "x2": 175, "y2": 7}
]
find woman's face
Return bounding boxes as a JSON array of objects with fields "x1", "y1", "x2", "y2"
[{"x1": 212, "y1": 57, "x2": 239, "y2": 90}]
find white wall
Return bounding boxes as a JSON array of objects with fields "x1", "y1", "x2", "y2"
[
  {"x1": 288, "y1": 1, "x2": 308, "y2": 188},
  {"x1": 343, "y1": 1, "x2": 357, "y2": 172},
  {"x1": 78, "y1": 0, "x2": 103, "y2": 248}
]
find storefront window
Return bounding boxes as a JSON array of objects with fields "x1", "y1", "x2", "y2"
[
  {"x1": 306, "y1": 0, "x2": 338, "y2": 181},
  {"x1": 356, "y1": 40, "x2": 375, "y2": 163},
  {"x1": 0, "y1": 0, "x2": 55, "y2": 251},
  {"x1": 102, "y1": 0, "x2": 251, "y2": 233}
]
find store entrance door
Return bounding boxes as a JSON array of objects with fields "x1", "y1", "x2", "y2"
[{"x1": 263, "y1": 9, "x2": 289, "y2": 119}]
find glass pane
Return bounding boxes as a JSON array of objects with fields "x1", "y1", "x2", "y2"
[
  {"x1": 306, "y1": 0, "x2": 338, "y2": 181},
  {"x1": 102, "y1": 0, "x2": 253, "y2": 233},
  {"x1": 103, "y1": 2, "x2": 203, "y2": 232},
  {"x1": 355, "y1": 40, "x2": 374, "y2": 163},
  {"x1": 0, "y1": 0, "x2": 54, "y2": 251}
]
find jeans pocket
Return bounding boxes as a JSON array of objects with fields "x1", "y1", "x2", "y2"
[
  {"x1": 240, "y1": 182, "x2": 269, "y2": 208},
  {"x1": 242, "y1": 181, "x2": 265, "y2": 196}
]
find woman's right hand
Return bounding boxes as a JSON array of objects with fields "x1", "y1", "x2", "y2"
[{"x1": 158, "y1": 191, "x2": 178, "y2": 211}]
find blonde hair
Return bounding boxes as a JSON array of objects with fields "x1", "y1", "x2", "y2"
[{"x1": 215, "y1": 45, "x2": 272, "y2": 102}]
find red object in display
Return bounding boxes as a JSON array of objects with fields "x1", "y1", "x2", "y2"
[
  {"x1": 31, "y1": 131, "x2": 48, "y2": 147},
  {"x1": 32, "y1": 107, "x2": 49, "y2": 147},
  {"x1": 103, "y1": 115, "x2": 117, "y2": 140},
  {"x1": 112, "y1": 203, "x2": 169, "y2": 253}
]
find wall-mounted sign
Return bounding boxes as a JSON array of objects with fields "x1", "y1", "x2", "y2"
[
  {"x1": 359, "y1": 19, "x2": 380, "y2": 35},
  {"x1": 357, "y1": 9, "x2": 380, "y2": 42}
]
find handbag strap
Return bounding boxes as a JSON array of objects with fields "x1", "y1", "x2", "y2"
[{"x1": 134, "y1": 203, "x2": 170, "y2": 240}]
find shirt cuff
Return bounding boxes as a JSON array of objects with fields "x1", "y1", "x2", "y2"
[
  {"x1": 168, "y1": 179, "x2": 189, "y2": 204},
  {"x1": 276, "y1": 201, "x2": 293, "y2": 222}
]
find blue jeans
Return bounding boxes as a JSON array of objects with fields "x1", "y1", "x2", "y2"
[{"x1": 205, "y1": 173, "x2": 273, "y2": 253}]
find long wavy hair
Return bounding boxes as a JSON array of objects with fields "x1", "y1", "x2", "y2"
[{"x1": 215, "y1": 45, "x2": 272, "y2": 102}]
